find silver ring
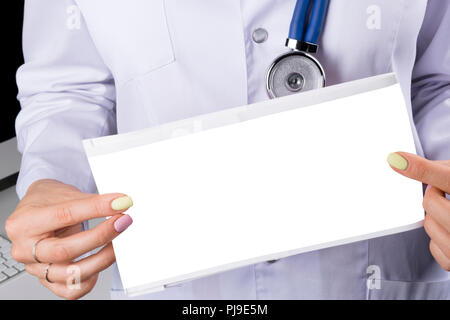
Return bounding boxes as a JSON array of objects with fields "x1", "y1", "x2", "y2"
[
  {"x1": 32, "y1": 238, "x2": 46, "y2": 263},
  {"x1": 44, "y1": 263, "x2": 53, "y2": 283}
]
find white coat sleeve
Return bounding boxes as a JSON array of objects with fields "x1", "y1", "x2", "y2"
[
  {"x1": 15, "y1": 0, "x2": 116, "y2": 199},
  {"x1": 411, "y1": 0, "x2": 450, "y2": 161}
]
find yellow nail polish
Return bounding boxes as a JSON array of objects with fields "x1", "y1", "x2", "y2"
[
  {"x1": 111, "y1": 196, "x2": 134, "y2": 211},
  {"x1": 387, "y1": 153, "x2": 408, "y2": 170}
]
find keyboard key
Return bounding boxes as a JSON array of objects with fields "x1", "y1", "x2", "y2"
[
  {"x1": 2, "y1": 252, "x2": 12, "y2": 260},
  {"x1": 0, "y1": 247, "x2": 11, "y2": 255},
  {"x1": 0, "y1": 236, "x2": 22, "y2": 283},
  {"x1": 3, "y1": 267, "x2": 18, "y2": 277},
  {"x1": 13, "y1": 263, "x2": 25, "y2": 272},
  {"x1": 4, "y1": 259, "x2": 17, "y2": 268}
]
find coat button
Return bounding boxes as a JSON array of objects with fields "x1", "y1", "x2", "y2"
[{"x1": 252, "y1": 28, "x2": 269, "y2": 44}]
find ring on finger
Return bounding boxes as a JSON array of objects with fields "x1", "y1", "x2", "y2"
[
  {"x1": 32, "y1": 238, "x2": 46, "y2": 263},
  {"x1": 44, "y1": 263, "x2": 53, "y2": 283}
]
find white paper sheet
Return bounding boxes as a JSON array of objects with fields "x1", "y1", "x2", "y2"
[{"x1": 84, "y1": 73, "x2": 424, "y2": 296}]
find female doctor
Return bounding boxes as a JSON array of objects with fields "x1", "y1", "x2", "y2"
[{"x1": 6, "y1": 0, "x2": 450, "y2": 299}]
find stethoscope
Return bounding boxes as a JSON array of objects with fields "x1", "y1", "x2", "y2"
[{"x1": 266, "y1": 0, "x2": 329, "y2": 99}]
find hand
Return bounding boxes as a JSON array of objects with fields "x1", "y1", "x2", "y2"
[
  {"x1": 387, "y1": 152, "x2": 450, "y2": 271},
  {"x1": 5, "y1": 179, "x2": 134, "y2": 299}
]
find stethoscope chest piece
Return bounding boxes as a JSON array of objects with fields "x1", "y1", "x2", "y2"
[
  {"x1": 266, "y1": 51, "x2": 325, "y2": 99},
  {"x1": 267, "y1": 0, "x2": 330, "y2": 99}
]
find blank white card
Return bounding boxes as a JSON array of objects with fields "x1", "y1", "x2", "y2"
[{"x1": 84, "y1": 73, "x2": 424, "y2": 296}]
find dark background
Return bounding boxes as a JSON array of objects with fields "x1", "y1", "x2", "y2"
[{"x1": 1, "y1": 1, "x2": 24, "y2": 142}]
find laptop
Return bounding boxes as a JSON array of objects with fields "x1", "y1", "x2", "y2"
[{"x1": 0, "y1": 137, "x2": 24, "y2": 285}]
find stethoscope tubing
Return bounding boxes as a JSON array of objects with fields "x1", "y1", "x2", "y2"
[
  {"x1": 304, "y1": 0, "x2": 329, "y2": 45},
  {"x1": 288, "y1": 0, "x2": 329, "y2": 46},
  {"x1": 288, "y1": 0, "x2": 312, "y2": 42}
]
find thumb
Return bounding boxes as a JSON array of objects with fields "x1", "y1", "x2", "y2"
[{"x1": 387, "y1": 152, "x2": 450, "y2": 193}]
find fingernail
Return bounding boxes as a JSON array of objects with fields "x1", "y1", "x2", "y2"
[
  {"x1": 111, "y1": 196, "x2": 134, "y2": 211},
  {"x1": 387, "y1": 153, "x2": 409, "y2": 170},
  {"x1": 114, "y1": 214, "x2": 133, "y2": 233}
]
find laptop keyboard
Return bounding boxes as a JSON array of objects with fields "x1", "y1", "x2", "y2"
[{"x1": 0, "y1": 235, "x2": 25, "y2": 284}]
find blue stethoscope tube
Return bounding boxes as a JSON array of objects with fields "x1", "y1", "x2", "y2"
[{"x1": 288, "y1": 0, "x2": 329, "y2": 52}]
